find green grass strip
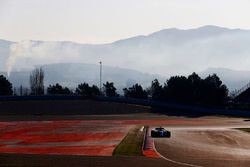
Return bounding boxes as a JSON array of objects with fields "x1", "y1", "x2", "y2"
[
  {"x1": 236, "y1": 128, "x2": 250, "y2": 133},
  {"x1": 113, "y1": 126, "x2": 144, "y2": 156}
]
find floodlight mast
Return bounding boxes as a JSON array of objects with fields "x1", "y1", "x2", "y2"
[{"x1": 99, "y1": 61, "x2": 102, "y2": 91}]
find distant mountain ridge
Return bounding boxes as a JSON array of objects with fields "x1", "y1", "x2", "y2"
[{"x1": 1, "y1": 25, "x2": 250, "y2": 91}]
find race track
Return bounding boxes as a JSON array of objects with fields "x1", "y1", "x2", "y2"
[
  {"x1": 1, "y1": 113, "x2": 250, "y2": 167},
  {"x1": 154, "y1": 124, "x2": 250, "y2": 167}
]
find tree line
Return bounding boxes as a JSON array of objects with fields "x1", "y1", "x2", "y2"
[{"x1": 0, "y1": 68, "x2": 228, "y2": 106}]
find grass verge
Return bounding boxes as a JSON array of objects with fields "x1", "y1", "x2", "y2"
[
  {"x1": 113, "y1": 126, "x2": 144, "y2": 156},
  {"x1": 236, "y1": 128, "x2": 250, "y2": 133}
]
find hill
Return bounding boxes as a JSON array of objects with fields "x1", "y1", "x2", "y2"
[
  {"x1": 1, "y1": 26, "x2": 250, "y2": 91},
  {"x1": 0, "y1": 63, "x2": 163, "y2": 93}
]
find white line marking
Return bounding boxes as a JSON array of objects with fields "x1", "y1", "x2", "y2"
[
  {"x1": 140, "y1": 126, "x2": 144, "y2": 132},
  {"x1": 152, "y1": 138, "x2": 203, "y2": 167}
]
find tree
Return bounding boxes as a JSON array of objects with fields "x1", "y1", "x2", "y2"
[
  {"x1": 0, "y1": 75, "x2": 13, "y2": 95},
  {"x1": 149, "y1": 79, "x2": 163, "y2": 100},
  {"x1": 30, "y1": 68, "x2": 44, "y2": 95},
  {"x1": 200, "y1": 74, "x2": 228, "y2": 106},
  {"x1": 20, "y1": 85, "x2": 23, "y2": 96},
  {"x1": 103, "y1": 81, "x2": 118, "y2": 97},
  {"x1": 123, "y1": 83, "x2": 148, "y2": 99},
  {"x1": 75, "y1": 83, "x2": 101, "y2": 96},
  {"x1": 187, "y1": 72, "x2": 202, "y2": 103},
  {"x1": 75, "y1": 83, "x2": 91, "y2": 96},
  {"x1": 164, "y1": 76, "x2": 192, "y2": 103},
  {"x1": 161, "y1": 73, "x2": 228, "y2": 106},
  {"x1": 91, "y1": 85, "x2": 102, "y2": 96},
  {"x1": 47, "y1": 83, "x2": 71, "y2": 95}
]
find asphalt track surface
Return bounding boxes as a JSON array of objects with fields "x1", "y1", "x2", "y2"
[{"x1": 154, "y1": 121, "x2": 250, "y2": 167}]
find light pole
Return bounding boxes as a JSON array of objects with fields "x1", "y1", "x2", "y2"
[{"x1": 99, "y1": 61, "x2": 102, "y2": 91}]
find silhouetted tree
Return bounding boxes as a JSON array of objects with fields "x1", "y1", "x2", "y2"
[
  {"x1": 187, "y1": 72, "x2": 202, "y2": 103},
  {"x1": 47, "y1": 83, "x2": 71, "y2": 95},
  {"x1": 160, "y1": 73, "x2": 228, "y2": 106},
  {"x1": 123, "y1": 83, "x2": 148, "y2": 99},
  {"x1": 149, "y1": 79, "x2": 163, "y2": 100},
  {"x1": 199, "y1": 74, "x2": 228, "y2": 106},
  {"x1": 75, "y1": 82, "x2": 91, "y2": 96},
  {"x1": 75, "y1": 83, "x2": 91, "y2": 96},
  {"x1": 13, "y1": 87, "x2": 17, "y2": 96},
  {"x1": 20, "y1": 85, "x2": 23, "y2": 96},
  {"x1": 75, "y1": 83, "x2": 101, "y2": 96},
  {"x1": 0, "y1": 75, "x2": 13, "y2": 96},
  {"x1": 30, "y1": 68, "x2": 44, "y2": 95},
  {"x1": 103, "y1": 81, "x2": 118, "y2": 97},
  {"x1": 164, "y1": 76, "x2": 192, "y2": 103},
  {"x1": 91, "y1": 85, "x2": 102, "y2": 96}
]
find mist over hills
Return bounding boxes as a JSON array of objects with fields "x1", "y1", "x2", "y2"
[
  {"x1": 1, "y1": 25, "x2": 250, "y2": 91},
  {"x1": 0, "y1": 63, "x2": 163, "y2": 93},
  {"x1": 1, "y1": 64, "x2": 249, "y2": 92},
  {"x1": 199, "y1": 68, "x2": 250, "y2": 91}
]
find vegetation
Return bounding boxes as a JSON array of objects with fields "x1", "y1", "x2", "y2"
[
  {"x1": 148, "y1": 79, "x2": 163, "y2": 100},
  {"x1": 47, "y1": 83, "x2": 71, "y2": 95},
  {"x1": 103, "y1": 81, "x2": 118, "y2": 97},
  {"x1": 0, "y1": 75, "x2": 13, "y2": 96},
  {"x1": 75, "y1": 83, "x2": 101, "y2": 97},
  {"x1": 123, "y1": 83, "x2": 148, "y2": 99},
  {"x1": 149, "y1": 73, "x2": 228, "y2": 106},
  {"x1": 0, "y1": 68, "x2": 231, "y2": 107},
  {"x1": 236, "y1": 128, "x2": 250, "y2": 133},
  {"x1": 30, "y1": 68, "x2": 45, "y2": 95},
  {"x1": 113, "y1": 126, "x2": 144, "y2": 156}
]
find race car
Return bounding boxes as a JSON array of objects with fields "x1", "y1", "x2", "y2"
[{"x1": 151, "y1": 127, "x2": 171, "y2": 138}]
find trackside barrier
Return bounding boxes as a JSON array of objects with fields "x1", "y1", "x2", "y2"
[
  {"x1": 94, "y1": 96, "x2": 250, "y2": 117},
  {"x1": 0, "y1": 95, "x2": 83, "y2": 101},
  {"x1": 0, "y1": 95, "x2": 250, "y2": 117}
]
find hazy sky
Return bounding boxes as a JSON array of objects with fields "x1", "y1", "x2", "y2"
[{"x1": 1, "y1": 0, "x2": 250, "y2": 44}]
